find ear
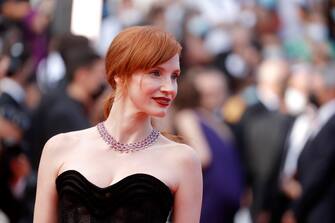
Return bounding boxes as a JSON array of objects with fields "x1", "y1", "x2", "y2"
[{"x1": 114, "y1": 75, "x2": 121, "y2": 84}]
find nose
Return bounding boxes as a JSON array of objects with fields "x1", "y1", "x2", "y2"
[{"x1": 160, "y1": 77, "x2": 177, "y2": 96}]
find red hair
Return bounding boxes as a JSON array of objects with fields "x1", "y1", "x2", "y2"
[{"x1": 104, "y1": 26, "x2": 182, "y2": 117}]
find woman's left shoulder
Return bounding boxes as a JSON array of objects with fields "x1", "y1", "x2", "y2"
[
  {"x1": 163, "y1": 141, "x2": 201, "y2": 173},
  {"x1": 176, "y1": 144, "x2": 201, "y2": 169}
]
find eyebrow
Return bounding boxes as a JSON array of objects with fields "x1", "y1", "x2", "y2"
[{"x1": 155, "y1": 66, "x2": 181, "y2": 74}]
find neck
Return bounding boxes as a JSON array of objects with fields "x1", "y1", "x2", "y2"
[{"x1": 105, "y1": 96, "x2": 153, "y2": 144}]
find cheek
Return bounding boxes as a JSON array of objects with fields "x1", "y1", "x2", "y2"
[
  {"x1": 172, "y1": 83, "x2": 178, "y2": 99},
  {"x1": 128, "y1": 82, "x2": 154, "y2": 106},
  {"x1": 139, "y1": 78, "x2": 160, "y2": 94}
]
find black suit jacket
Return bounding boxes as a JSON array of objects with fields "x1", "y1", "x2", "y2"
[
  {"x1": 28, "y1": 88, "x2": 90, "y2": 170},
  {"x1": 239, "y1": 102, "x2": 292, "y2": 217},
  {"x1": 293, "y1": 114, "x2": 335, "y2": 223}
]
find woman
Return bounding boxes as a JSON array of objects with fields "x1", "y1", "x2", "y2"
[
  {"x1": 174, "y1": 67, "x2": 244, "y2": 223},
  {"x1": 33, "y1": 26, "x2": 202, "y2": 223}
]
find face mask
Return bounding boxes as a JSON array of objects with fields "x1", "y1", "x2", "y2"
[{"x1": 284, "y1": 87, "x2": 307, "y2": 115}]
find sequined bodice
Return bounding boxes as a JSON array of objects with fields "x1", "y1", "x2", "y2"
[{"x1": 56, "y1": 170, "x2": 173, "y2": 223}]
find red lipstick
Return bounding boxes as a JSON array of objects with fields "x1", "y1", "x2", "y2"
[{"x1": 152, "y1": 97, "x2": 171, "y2": 107}]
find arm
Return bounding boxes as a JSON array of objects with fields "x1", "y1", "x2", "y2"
[
  {"x1": 174, "y1": 109, "x2": 212, "y2": 167},
  {"x1": 33, "y1": 134, "x2": 64, "y2": 223},
  {"x1": 173, "y1": 146, "x2": 203, "y2": 223}
]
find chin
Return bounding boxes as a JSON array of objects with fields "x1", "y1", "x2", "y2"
[{"x1": 149, "y1": 109, "x2": 167, "y2": 118}]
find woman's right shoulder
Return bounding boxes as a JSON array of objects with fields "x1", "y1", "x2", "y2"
[
  {"x1": 44, "y1": 132, "x2": 75, "y2": 151},
  {"x1": 42, "y1": 128, "x2": 91, "y2": 158},
  {"x1": 39, "y1": 129, "x2": 92, "y2": 174}
]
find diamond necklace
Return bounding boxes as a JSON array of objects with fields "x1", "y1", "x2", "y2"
[{"x1": 97, "y1": 122, "x2": 160, "y2": 153}]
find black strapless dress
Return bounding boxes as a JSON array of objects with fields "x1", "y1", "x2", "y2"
[{"x1": 56, "y1": 170, "x2": 173, "y2": 223}]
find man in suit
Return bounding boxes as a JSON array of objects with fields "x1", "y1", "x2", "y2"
[
  {"x1": 266, "y1": 64, "x2": 316, "y2": 223},
  {"x1": 28, "y1": 46, "x2": 104, "y2": 171},
  {"x1": 239, "y1": 58, "x2": 292, "y2": 223},
  {"x1": 283, "y1": 62, "x2": 335, "y2": 223}
]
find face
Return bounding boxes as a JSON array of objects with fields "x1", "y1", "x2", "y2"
[
  {"x1": 82, "y1": 59, "x2": 105, "y2": 95},
  {"x1": 195, "y1": 72, "x2": 226, "y2": 111},
  {"x1": 126, "y1": 54, "x2": 180, "y2": 117}
]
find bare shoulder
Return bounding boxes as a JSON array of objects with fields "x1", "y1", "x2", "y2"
[
  {"x1": 40, "y1": 133, "x2": 72, "y2": 169},
  {"x1": 173, "y1": 143, "x2": 201, "y2": 172},
  {"x1": 46, "y1": 126, "x2": 96, "y2": 148},
  {"x1": 43, "y1": 130, "x2": 79, "y2": 153},
  {"x1": 161, "y1": 141, "x2": 202, "y2": 198},
  {"x1": 159, "y1": 136, "x2": 201, "y2": 173},
  {"x1": 41, "y1": 127, "x2": 96, "y2": 167}
]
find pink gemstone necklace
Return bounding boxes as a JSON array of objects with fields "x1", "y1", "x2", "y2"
[{"x1": 97, "y1": 122, "x2": 160, "y2": 153}]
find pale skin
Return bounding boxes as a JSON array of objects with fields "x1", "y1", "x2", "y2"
[{"x1": 33, "y1": 54, "x2": 203, "y2": 223}]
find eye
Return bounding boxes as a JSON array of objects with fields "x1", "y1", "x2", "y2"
[
  {"x1": 150, "y1": 70, "x2": 161, "y2": 77},
  {"x1": 171, "y1": 73, "x2": 180, "y2": 80}
]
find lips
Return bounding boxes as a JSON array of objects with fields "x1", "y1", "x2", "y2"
[{"x1": 152, "y1": 97, "x2": 171, "y2": 107}]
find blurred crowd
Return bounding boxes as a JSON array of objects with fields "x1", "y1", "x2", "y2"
[{"x1": 1, "y1": 0, "x2": 335, "y2": 223}]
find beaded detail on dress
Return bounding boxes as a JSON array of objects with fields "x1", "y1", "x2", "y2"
[{"x1": 56, "y1": 170, "x2": 173, "y2": 223}]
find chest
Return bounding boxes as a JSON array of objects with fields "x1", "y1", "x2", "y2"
[{"x1": 58, "y1": 147, "x2": 178, "y2": 193}]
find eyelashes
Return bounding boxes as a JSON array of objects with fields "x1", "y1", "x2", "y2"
[
  {"x1": 150, "y1": 70, "x2": 161, "y2": 77},
  {"x1": 171, "y1": 73, "x2": 180, "y2": 80},
  {"x1": 149, "y1": 70, "x2": 180, "y2": 80}
]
